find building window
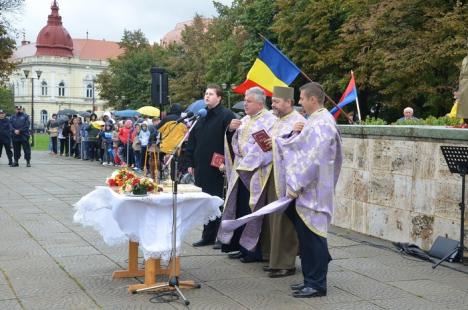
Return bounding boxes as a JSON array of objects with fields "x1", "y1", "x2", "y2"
[
  {"x1": 40, "y1": 110, "x2": 48, "y2": 126},
  {"x1": 86, "y1": 83, "x2": 93, "y2": 98},
  {"x1": 58, "y1": 82, "x2": 65, "y2": 97},
  {"x1": 41, "y1": 81, "x2": 48, "y2": 96}
]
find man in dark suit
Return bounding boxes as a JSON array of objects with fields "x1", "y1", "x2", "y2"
[{"x1": 186, "y1": 84, "x2": 236, "y2": 247}]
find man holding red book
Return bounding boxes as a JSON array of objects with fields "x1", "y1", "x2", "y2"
[
  {"x1": 186, "y1": 84, "x2": 236, "y2": 248},
  {"x1": 218, "y1": 87, "x2": 276, "y2": 262}
]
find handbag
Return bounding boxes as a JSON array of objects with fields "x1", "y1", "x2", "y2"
[{"x1": 49, "y1": 127, "x2": 58, "y2": 137}]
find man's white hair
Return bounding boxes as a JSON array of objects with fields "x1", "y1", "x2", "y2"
[
  {"x1": 404, "y1": 107, "x2": 413, "y2": 113},
  {"x1": 245, "y1": 87, "x2": 266, "y2": 106}
]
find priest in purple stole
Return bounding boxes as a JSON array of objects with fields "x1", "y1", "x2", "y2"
[
  {"x1": 218, "y1": 87, "x2": 276, "y2": 262},
  {"x1": 263, "y1": 86, "x2": 306, "y2": 278},
  {"x1": 276, "y1": 82, "x2": 342, "y2": 298}
]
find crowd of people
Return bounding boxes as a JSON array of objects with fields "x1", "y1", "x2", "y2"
[{"x1": 45, "y1": 111, "x2": 153, "y2": 170}]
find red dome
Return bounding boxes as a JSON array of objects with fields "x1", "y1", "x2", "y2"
[{"x1": 36, "y1": 1, "x2": 73, "y2": 57}]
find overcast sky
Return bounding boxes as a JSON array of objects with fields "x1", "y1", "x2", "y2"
[{"x1": 8, "y1": 0, "x2": 232, "y2": 44}]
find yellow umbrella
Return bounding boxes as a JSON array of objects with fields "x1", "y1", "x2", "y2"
[
  {"x1": 137, "y1": 106, "x2": 160, "y2": 117},
  {"x1": 92, "y1": 120, "x2": 106, "y2": 128}
]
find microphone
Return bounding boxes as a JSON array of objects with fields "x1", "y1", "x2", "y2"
[
  {"x1": 196, "y1": 108, "x2": 207, "y2": 118},
  {"x1": 186, "y1": 108, "x2": 207, "y2": 123},
  {"x1": 176, "y1": 111, "x2": 194, "y2": 123}
]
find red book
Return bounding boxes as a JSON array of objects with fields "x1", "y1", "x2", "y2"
[
  {"x1": 252, "y1": 129, "x2": 272, "y2": 152},
  {"x1": 211, "y1": 152, "x2": 225, "y2": 168}
]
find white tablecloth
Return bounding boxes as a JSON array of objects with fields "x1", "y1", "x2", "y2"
[{"x1": 73, "y1": 186, "x2": 223, "y2": 261}]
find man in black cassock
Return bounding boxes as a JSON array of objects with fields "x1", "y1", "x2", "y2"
[{"x1": 186, "y1": 84, "x2": 236, "y2": 247}]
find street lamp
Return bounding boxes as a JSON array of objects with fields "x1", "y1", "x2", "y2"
[
  {"x1": 92, "y1": 78, "x2": 96, "y2": 112},
  {"x1": 23, "y1": 69, "x2": 42, "y2": 147},
  {"x1": 221, "y1": 83, "x2": 231, "y2": 109}
]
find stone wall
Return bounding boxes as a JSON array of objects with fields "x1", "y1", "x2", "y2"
[{"x1": 333, "y1": 125, "x2": 468, "y2": 252}]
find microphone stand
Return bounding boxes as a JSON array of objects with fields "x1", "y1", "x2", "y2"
[{"x1": 136, "y1": 117, "x2": 202, "y2": 306}]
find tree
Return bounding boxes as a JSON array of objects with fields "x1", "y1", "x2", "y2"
[
  {"x1": 0, "y1": 25, "x2": 16, "y2": 85},
  {"x1": 96, "y1": 30, "x2": 168, "y2": 110},
  {"x1": 0, "y1": 86, "x2": 14, "y2": 114},
  {"x1": 166, "y1": 15, "x2": 211, "y2": 103},
  {"x1": 273, "y1": 0, "x2": 468, "y2": 121},
  {"x1": 0, "y1": 0, "x2": 24, "y2": 85},
  {"x1": 119, "y1": 29, "x2": 150, "y2": 51}
]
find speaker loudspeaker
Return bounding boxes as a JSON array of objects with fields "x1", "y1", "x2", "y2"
[{"x1": 151, "y1": 67, "x2": 168, "y2": 109}]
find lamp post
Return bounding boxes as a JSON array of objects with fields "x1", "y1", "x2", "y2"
[
  {"x1": 221, "y1": 83, "x2": 231, "y2": 109},
  {"x1": 92, "y1": 79, "x2": 96, "y2": 112},
  {"x1": 23, "y1": 69, "x2": 42, "y2": 147}
]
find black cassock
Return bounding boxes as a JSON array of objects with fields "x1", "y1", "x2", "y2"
[{"x1": 186, "y1": 103, "x2": 235, "y2": 242}]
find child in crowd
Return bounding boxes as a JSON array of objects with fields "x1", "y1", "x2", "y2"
[
  {"x1": 112, "y1": 124, "x2": 121, "y2": 166},
  {"x1": 139, "y1": 123, "x2": 150, "y2": 172},
  {"x1": 101, "y1": 124, "x2": 114, "y2": 166},
  {"x1": 118, "y1": 119, "x2": 133, "y2": 167},
  {"x1": 132, "y1": 124, "x2": 141, "y2": 171}
]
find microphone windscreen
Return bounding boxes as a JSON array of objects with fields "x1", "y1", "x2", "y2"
[{"x1": 197, "y1": 109, "x2": 207, "y2": 117}]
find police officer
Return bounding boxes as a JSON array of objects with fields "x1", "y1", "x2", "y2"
[
  {"x1": 0, "y1": 109, "x2": 13, "y2": 166},
  {"x1": 10, "y1": 105, "x2": 31, "y2": 167}
]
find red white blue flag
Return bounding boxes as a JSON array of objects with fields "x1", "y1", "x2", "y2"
[{"x1": 330, "y1": 72, "x2": 359, "y2": 120}]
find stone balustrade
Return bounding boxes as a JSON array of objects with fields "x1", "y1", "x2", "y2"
[{"x1": 334, "y1": 125, "x2": 468, "y2": 255}]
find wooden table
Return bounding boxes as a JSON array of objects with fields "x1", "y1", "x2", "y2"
[{"x1": 113, "y1": 241, "x2": 199, "y2": 293}]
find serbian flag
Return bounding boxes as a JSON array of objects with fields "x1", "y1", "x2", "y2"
[
  {"x1": 233, "y1": 39, "x2": 301, "y2": 96},
  {"x1": 330, "y1": 72, "x2": 358, "y2": 119}
]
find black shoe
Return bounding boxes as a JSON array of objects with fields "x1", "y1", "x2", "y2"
[
  {"x1": 263, "y1": 265, "x2": 275, "y2": 272},
  {"x1": 290, "y1": 283, "x2": 305, "y2": 291},
  {"x1": 192, "y1": 239, "x2": 214, "y2": 247},
  {"x1": 212, "y1": 241, "x2": 222, "y2": 250},
  {"x1": 8, "y1": 162, "x2": 13, "y2": 166},
  {"x1": 26, "y1": 162, "x2": 31, "y2": 167},
  {"x1": 292, "y1": 287, "x2": 326, "y2": 298},
  {"x1": 240, "y1": 256, "x2": 265, "y2": 263},
  {"x1": 11, "y1": 162, "x2": 19, "y2": 167},
  {"x1": 268, "y1": 268, "x2": 295, "y2": 278},
  {"x1": 228, "y1": 251, "x2": 244, "y2": 259}
]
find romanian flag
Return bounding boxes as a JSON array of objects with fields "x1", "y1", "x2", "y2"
[
  {"x1": 233, "y1": 39, "x2": 301, "y2": 96},
  {"x1": 330, "y1": 72, "x2": 358, "y2": 119}
]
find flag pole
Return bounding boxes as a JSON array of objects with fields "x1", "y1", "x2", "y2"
[
  {"x1": 351, "y1": 70, "x2": 362, "y2": 122},
  {"x1": 256, "y1": 33, "x2": 353, "y2": 124},
  {"x1": 299, "y1": 70, "x2": 354, "y2": 124}
]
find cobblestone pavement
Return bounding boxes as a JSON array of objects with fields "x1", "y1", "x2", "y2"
[{"x1": 1, "y1": 151, "x2": 467, "y2": 310}]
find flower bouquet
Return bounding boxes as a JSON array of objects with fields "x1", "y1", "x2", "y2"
[
  {"x1": 120, "y1": 176, "x2": 158, "y2": 195},
  {"x1": 106, "y1": 168, "x2": 137, "y2": 188},
  {"x1": 106, "y1": 168, "x2": 161, "y2": 195}
]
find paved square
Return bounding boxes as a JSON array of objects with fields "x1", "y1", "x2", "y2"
[{"x1": 0, "y1": 152, "x2": 467, "y2": 309}]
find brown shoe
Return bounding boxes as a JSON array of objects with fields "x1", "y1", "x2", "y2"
[{"x1": 268, "y1": 268, "x2": 296, "y2": 278}]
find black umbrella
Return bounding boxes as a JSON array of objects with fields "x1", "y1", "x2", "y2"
[
  {"x1": 232, "y1": 101, "x2": 245, "y2": 111},
  {"x1": 57, "y1": 108, "x2": 78, "y2": 116},
  {"x1": 57, "y1": 115, "x2": 70, "y2": 125},
  {"x1": 78, "y1": 111, "x2": 91, "y2": 118}
]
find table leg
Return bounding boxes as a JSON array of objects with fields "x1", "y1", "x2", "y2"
[
  {"x1": 128, "y1": 258, "x2": 165, "y2": 292},
  {"x1": 112, "y1": 241, "x2": 145, "y2": 278},
  {"x1": 130, "y1": 256, "x2": 201, "y2": 293}
]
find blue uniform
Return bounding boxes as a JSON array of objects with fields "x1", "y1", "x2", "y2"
[
  {"x1": 10, "y1": 112, "x2": 31, "y2": 165},
  {"x1": 0, "y1": 117, "x2": 13, "y2": 164}
]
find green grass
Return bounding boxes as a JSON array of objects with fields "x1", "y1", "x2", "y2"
[{"x1": 32, "y1": 133, "x2": 50, "y2": 151}]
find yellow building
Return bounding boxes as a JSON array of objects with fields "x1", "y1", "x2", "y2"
[{"x1": 9, "y1": 1, "x2": 123, "y2": 128}]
